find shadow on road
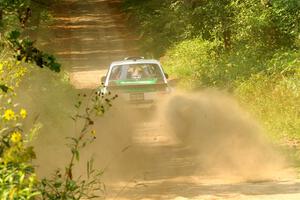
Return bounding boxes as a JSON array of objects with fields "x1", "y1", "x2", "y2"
[{"x1": 46, "y1": 0, "x2": 139, "y2": 72}]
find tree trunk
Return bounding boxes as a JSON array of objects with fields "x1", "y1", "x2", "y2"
[
  {"x1": 0, "y1": 9, "x2": 3, "y2": 40},
  {"x1": 223, "y1": 29, "x2": 231, "y2": 50},
  {"x1": 0, "y1": 9, "x2": 3, "y2": 21}
]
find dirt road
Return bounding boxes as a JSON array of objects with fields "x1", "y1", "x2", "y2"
[
  {"x1": 42, "y1": 0, "x2": 300, "y2": 199},
  {"x1": 43, "y1": 0, "x2": 139, "y2": 88}
]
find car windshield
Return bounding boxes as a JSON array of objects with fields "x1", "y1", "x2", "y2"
[{"x1": 108, "y1": 63, "x2": 164, "y2": 85}]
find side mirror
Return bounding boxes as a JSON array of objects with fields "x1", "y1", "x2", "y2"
[
  {"x1": 164, "y1": 73, "x2": 169, "y2": 79},
  {"x1": 101, "y1": 76, "x2": 106, "y2": 83}
]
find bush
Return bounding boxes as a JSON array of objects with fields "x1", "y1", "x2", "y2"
[
  {"x1": 0, "y1": 163, "x2": 39, "y2": 200},
  {"x1": 0, "y1": 60, "x2": 39, "y2": 200},
  {"x1": 236, "y1": 51, "x2": 300, "y2": 140},
  {"x1": 162, "y1": 38, "x2": 270, "y2": 89},
  {"x1": 162, "y1": 39, "x2": 222, "y2": 89}
]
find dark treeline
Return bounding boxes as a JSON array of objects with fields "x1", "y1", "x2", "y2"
[{"x1": 123, "y1": 0, "x2": 299, "y2": 56}]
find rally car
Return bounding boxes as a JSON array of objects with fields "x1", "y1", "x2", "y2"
[{"x1": 101, "y1": 57, "x2": 171, "y2": 108}]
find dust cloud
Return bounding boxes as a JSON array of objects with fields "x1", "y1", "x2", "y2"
[
  {"x1": 16, "y1": 68, "x2": 147, "y2": 179},
  {"x1": 158, "y1": 90, "x2": 288, "y2": 180},
  {"x1": 16, "y1": 67, "x2": 77, "y2": 175},
  {"x1": 16, "y1": 71, "x2": 290, "y2": 183}
]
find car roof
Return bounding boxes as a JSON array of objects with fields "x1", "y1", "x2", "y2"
[{"x1": 110, "y1": 59, "x2": 161, "y2": 67}]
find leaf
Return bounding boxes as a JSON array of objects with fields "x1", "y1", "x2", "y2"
[
  {"x1": 6, "y1": 31, "x2": 62, "y2": 73},
  {"x1": 75, "y1": 151, "x2": 80, "y2": 161},
  {"x1": 7, "y1": 30, "x2": 21, "y2": 41},
  {"x1": 54, "y1": 181, "x2": 62, "y2": 188},
  {"x1": 49, "y1": 62, "x2": 61, "y2": 73},
  {"x1": 0, "y1": 84, "x2": 9, "y2": 93}
]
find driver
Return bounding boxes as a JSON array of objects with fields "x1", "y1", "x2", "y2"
[{"x1": 128, "y1": 65, "x2": 145, "y2": 79}]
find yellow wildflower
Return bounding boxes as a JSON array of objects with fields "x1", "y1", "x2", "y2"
[
  {"x1": 91, "y1": 130, "x2": 96, "y2": 138},
  {"x1": 10, "y1": 131, "x2": 22, "y2": 143},
  {"x1": 91, "y1": 130, "x2": 96, "y2": 135},
  {"x1": 3, "y1": 109, "x2": 15, "y2": 121},
  {"x1": 0, "y1": 63, "x2": 3, "y2": 73},
  {"x1": 20, "y1": 109, "x2": 27, "y2": 119}
]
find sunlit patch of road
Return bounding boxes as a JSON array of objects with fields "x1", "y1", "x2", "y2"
[{"x1": 69, "y1": 69, "x2": 107, "y2": 88}]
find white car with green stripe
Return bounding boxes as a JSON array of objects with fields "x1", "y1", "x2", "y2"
[{"x1": 101, "y1": 57, "x2": 171, "y2": 107}]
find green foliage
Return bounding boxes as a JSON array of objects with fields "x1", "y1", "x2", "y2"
[
  {"x1": 0, "y1": 84, "x2": 9, "y2": 92},
  {"x1": 0, "y1": 0, "x2": 61, "y2": 93},
  {"x1": 0, "y1": 60, "x2": 39, "y2": 200},
  {"x1": 123, "y1": 0, "x2": 300, "y2": 56},
  {"x1": 162, "y1": 39, "x2": 222, "y2": 89},
  {"x1": 0, "y1": 0, "x2": 30, "y2": 11},
  {"x1": 0, "y1": 58, "x2": 27, "y2": 90},
  {"x1": 0, "y1": 0, "x2": 31, "y2": 29},
  {"x1": 235, "y1": 51, "x2": 300, "y2": 140},
  {"x1": 0, "y1": 163, "x2": 39, "y2": 200},
  {"x1": 7, "y1": 30, "x2": 61, "y2": 72},
  {"x1": 233, "y1": 0, "x2": 300, "y2": 49},
  {"x1": 123, "y1": 0, "x2": 194, "y2": 56},
  {"x1": 0, "y1": 0, "x2": 61, "y2": 75},
  {"x1": 163, "y1": 38, "x2": 271, "y2": 89},
  {"x1": 236, "y1": 73, "x2": 300, "y2": 140}
]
